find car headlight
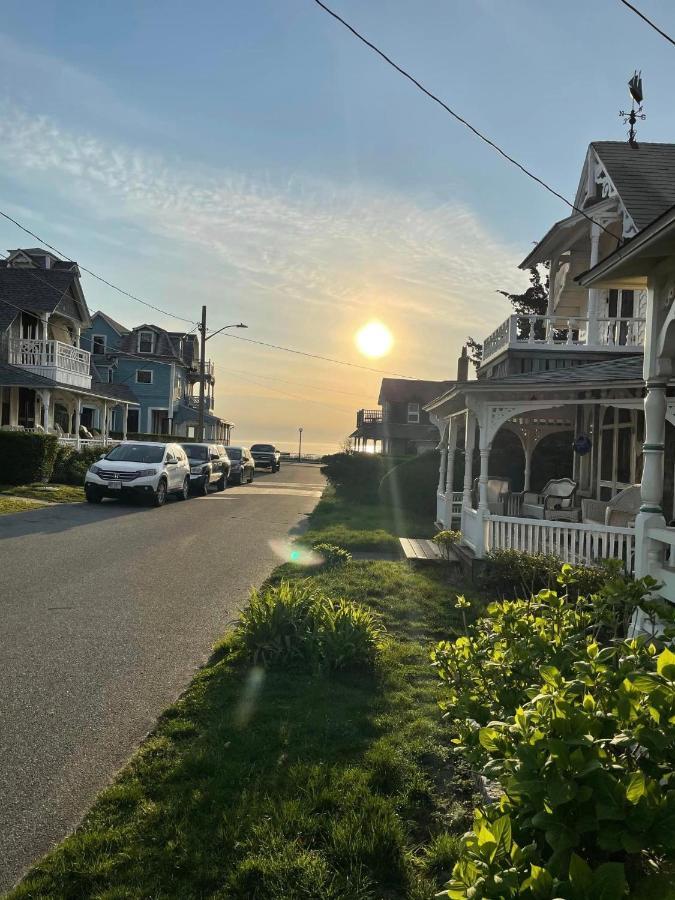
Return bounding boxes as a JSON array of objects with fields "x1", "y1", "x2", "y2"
[
  {"x1": 140, "y1": 468, "x2": 158, "y2": 477},
  {"x1": 190, "y1": 466, "x2": 204, "y2": 474},
  {"x1": 89, "y1": 465, "x2": 102, "y2": 476}
]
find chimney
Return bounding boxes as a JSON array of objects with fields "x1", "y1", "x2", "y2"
[{"x1": 457, "y1": 345, "x2": 469, "y2": 382}]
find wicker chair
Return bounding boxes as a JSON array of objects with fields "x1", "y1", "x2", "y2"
[
  {"x1": 518, "y1": 477, "x2": 578, "y2": 520},
  {"x1": 581, "y1": 485, "x2": 641, "y2": 528},
  {"x1": 471, "y1": 476, "x2": 512, "y2": 514}
]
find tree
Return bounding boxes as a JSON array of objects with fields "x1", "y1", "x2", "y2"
[{"x1": 467, "y1": 265, "x2": 550, "y2": 367}]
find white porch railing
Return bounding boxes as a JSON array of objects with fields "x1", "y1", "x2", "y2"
[
  {"x1": 486, "y1": 514, "x2": 636, "y2": 574},
  {"x1": 461, "y1": 507, "x2": 482, "y2": 552},
  {"x1": 481, "y1": 314, "x2": 645, "y2": 366},
  {"x1": 8, "y1": 338, "x2": 91, "y2": 388},
  {"x1": 644, "y1": 526, "x2": 675, "y2": 603},
  {"x1": 436, "y1": 491, "x2": 463, "y2": 527},
  {"x1": 57, "y1": 436, "x2": 119, "y2": 450}
]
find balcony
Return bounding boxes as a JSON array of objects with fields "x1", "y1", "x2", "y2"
[
  {"x1": 186, "y1": 395, "x2": 215, "y2": 411},
  {"x1": 481, "y1": 314, "x2": 645, "y2": 366},
  {"x1": 356, "y1": 408, "x2": 383, "y2": 427},
  {"x1": 8, "y1": 338, "x2": 91, "y2": 389},
  {"x1": 188, "y1": 360, "x2": 215, "y2": 383}
]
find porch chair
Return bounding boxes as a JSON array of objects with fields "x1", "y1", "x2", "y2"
[
  {"x1": 581, "y1": 485, "x2": 641, "y2": 528},
  {"x1": 471, "y1": 476, "x2": 512, "y2": 515},
  {"x1": 519, "y1": 477, "x2": 578, "y2": 520}
]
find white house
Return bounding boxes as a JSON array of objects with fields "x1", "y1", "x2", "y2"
[{"x1": 428, "y1": 141, "x2": 675, "y2": 608}]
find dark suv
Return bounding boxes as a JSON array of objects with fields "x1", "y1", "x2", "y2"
[
  {"x1": 181, "y1": 443, "x2": 230, "y2": 495},
  {"x1": 251, "y1": 443, "x2": 281, "y2": 472}
]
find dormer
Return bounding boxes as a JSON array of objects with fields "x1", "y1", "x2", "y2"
[{"x1": 137, "y1": 329, "x2": 156, "y2": 354}]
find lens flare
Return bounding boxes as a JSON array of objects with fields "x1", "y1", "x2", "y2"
[
  {"x1": 268, "y1": 539, "x2": 322, "y2": 566},
  {"x1": 355, "y1": 320, "x2": 394, "y2": 358}
]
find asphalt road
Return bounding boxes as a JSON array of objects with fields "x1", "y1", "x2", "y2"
[{"x1": 0, "y1": 463, "x2": 325, "y2": 892}]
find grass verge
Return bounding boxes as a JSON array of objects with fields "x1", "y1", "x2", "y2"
[
  {"x1": 0, "y1": 482, "x2": 85, "y2": 512},
  {"x1": 299, "y1": 488, "x2": 435, "y2": 553},
  {"x1": 11, "y1": 558, "x2": 482, "y2": 899}
]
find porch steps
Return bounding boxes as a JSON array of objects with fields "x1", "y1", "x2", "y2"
[{"x1": 399, "y1": 538, "x2": 455, "y2": 563}]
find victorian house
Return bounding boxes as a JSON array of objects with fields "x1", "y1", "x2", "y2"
[
  {"x1": 428, "y1": 141, "x2": 675, "y2": 613},
  {"x1": 0, "y1": 249, "x2": 138, "y2": 444}
]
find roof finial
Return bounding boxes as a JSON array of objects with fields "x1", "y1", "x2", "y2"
[{"x1": 619, "y1": 71, "x2": 646, "y2": 148}]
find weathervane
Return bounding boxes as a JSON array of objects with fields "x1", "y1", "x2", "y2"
[{"x1": 619, "y1": 71, "x2": 646, "y2": 148}]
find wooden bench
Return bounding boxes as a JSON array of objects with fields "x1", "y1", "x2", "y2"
[{"x1": 399, "y1": 538, "x2": 449, "y2": 562}]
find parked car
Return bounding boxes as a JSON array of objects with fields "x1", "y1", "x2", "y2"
[
  {"x1": 180, "y1": 442, "x2": 230, "y2": 495},
  {"x1": 251, "y1": 443, "x2": 281, "y2": 472},
  {"x1": 224, "y1": 445, "x2": 255, "y2": 485},
  {"x1": 85, "y1": 442, "x2": 190, "y2": 506}
]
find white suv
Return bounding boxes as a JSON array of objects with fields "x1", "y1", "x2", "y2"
[{"x1": 85, "y1": 441, "x2": 191, "y2": 507}]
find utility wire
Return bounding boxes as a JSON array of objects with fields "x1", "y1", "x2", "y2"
[
  {"x1": 311, "y1": 0, "x2": 615, "y2": 237},
  {"x1": 617, "y1": 0, "x2": 675, "y2": 47},
  {"x1": 0, "y1": 210, "x2": 196, "y2": 324}
]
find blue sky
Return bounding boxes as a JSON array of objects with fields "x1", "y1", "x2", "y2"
[{"x1": 0, "y1": 0, "x2": 673, "y2": 450}]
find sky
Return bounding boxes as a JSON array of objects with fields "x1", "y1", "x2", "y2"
[{"x1": 0, "y1": 0, "x2": 674, "y2": 453}]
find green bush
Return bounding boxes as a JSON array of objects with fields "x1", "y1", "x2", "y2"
[
  {"x1": 434, "y1": 570, "x2": 675, "y2": 897},
  {"x1": 52, "y1": 445, "x2": 104, "y2": 485},
  {"x1": 320, "y1": 452, "x2": 403, "y2": 503},
  {"x1": 0, "y1": 431, "x2": 58, "y2": 484},
  {"x1": 432, "y1": 530, "x2": 462, "y2": 561},
  {"x1": 311, "y1": 542, "x2": 352, "y2": 569},
  {"x1": 378, "y1": 450, "x2": 440, "y2": 516},
  {"x1": 237, "y1": 580, "x2": 383, "y2": 672},
  {"x1": 481, "y1": 549, "x2": 609, "y2": 600}
]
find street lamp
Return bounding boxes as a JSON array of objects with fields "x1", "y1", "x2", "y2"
[
  {"x1": 298, "y1": 426, "x2": 303, "y2": 461},
  {"x1": 197, "y1": 308, "x2": 247, "y2": 440}
]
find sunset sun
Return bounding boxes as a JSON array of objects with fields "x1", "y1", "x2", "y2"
[{"x1": 355, "y1": 321, "x2": 394, "y2": 358}]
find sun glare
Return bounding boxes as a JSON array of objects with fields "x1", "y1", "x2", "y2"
[{"x1": 355, "y1": 320, "x2": 393, "y2": 358}]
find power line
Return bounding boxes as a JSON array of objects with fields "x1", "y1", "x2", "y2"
[
  {"x1": 310, "y1": 0, "x2": 615, "y2": 237},
  {"x1": 217, "y1": 331, "x2": 416, "y2": 378},
  {"x1": 0, "y1": 211, "x2": 196, "y2": 324},
  {"x1": 617, "y1": 0, "x2": 675, "y2": 46}
]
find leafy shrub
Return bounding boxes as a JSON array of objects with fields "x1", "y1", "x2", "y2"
[
  {"x1": 320, "y1": 452, "x2": 402, "y2": 503},
  {"x1": 481, "y1": 549, "x2": 608, "y2": 600},
  {"x1": 52, "y1": 445, "x2": 103, "y2": 485},
  {"x1": 311, "y1": 542, "x2": 352, "y2": 569},
  {"x1": 378, "y1": 450, "x2": 440, "y2": 516},
  {"x1": 435, "y1": 569, "x2": 675, "y2": 897},
  {"x1": 0, "y1": 431, "x2": 58, "y2": 484},
  {"x1": 432, "y1": 530, "x2": 462, "y2": 561},
  {"x1": 237, "y1": 580, "x2": 383, "y2": 672}
]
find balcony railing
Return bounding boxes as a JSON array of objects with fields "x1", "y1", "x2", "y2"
[
  {"x1": 186, "y1": 395, "x2": 214, "y2": 410},
  {"x1": 356, "y1": 408, "x2": 383, "y2": 427},
  {"x1": 481, "y1": 314, "x2": 645, "y2": 366},
  {"x1": 8, "y1": 338, "x2": 91, "y2": 388}
]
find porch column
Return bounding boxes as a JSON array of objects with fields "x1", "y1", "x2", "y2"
[
  {"x1": 635, "y1": 382, "x2": 667, "y2": 579},
  {"x1": 74, "y1": 396, "x2": 82, "y2": 450},
  {"x1": 586, "y1": 223, "x2": 602, "y2": 346},
  {"x1": 444, "y1": 418, "x2": 459, "y2": 526},
  {"x1": 462, "y1": 410, "x2": 476, "y2": 508},
  {"x1": 478, "y1": 438, "x2": 491, "y2": 513},
  {"x1": 523, "y1": 436, "x2": 534, "y2": 492},
  {"x1": 102, "y1": 400, "x2": 108, "y2": 443},
  {"x1": 546, "y1": 255, "x2": 559, "y2": 317},
  {"x1": 123, "y1": 404, "x2": 129, "y2": 440},
  {"x1": 437, "y1": 422, "x2": 449, "y2": 494}
]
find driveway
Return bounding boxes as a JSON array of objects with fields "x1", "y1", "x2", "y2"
[{"x1": 0, "y1": 463, "x2": 325, "y2": 891}]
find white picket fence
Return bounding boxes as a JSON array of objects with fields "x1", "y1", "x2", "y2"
[{"x1": 486, "y1": 514, "x2": 636, "y2": 574}]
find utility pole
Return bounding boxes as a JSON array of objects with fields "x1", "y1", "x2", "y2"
[
  {"x1": 197, "y1": 305, "x2": 207, "y2": 442},
  {"x1": 298, "y1": 426, "x2": 303, "y2": 461},
  {"x1": 196, "y1": 312, "x2": 248, "y2": 442}
]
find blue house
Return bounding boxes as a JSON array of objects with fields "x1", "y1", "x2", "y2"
[{"x1": 82, "y1": 312, "x2": 232, "y2": 441}]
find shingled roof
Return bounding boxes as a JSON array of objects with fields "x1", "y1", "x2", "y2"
[
  {"x1": 593, "y1": 141, "x2": 675, "y2": 232},
  {"x1": 378, "y1": 378, "x2": 455, "y2": 405},
  {"x1": 0, "y1": 268, "x2": 77, "y2": 320},
  {"x1": 118, "y1": 326, "x2": 188, "y2": 363}
]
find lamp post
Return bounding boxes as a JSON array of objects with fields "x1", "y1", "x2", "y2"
[
  {"x1": 197, "y1": 308, "x2": 247, "y2": 441},
  {"x1": 298, "y1": 426, "x2": 303, "y2": 462}
]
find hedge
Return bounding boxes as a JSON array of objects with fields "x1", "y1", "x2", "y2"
[
  {"x1": 52, "y1": 445, "x2": 105, "y2": 486},
  {"x1": 319, "y1": 452, "x2": 408, "y2": 503},
  {"x1": 0, "y1": 431, "x2": 58, "y2": 485},
  {"x1": 378, "y1": 450, "x2": 440, "y2": 517}
]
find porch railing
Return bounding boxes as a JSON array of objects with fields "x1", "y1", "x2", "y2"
[
  {"x1": 9, "y1": 338, "x2": 90, "y2": 377},
  {"x1": 486, "y1": 514, "x2": 636, "y2": 574},
  {"x1": 436, "y1": 490, "x2": 463, "y2": 527},
  {"x1": 481, "y1": 314, "x2": 645, "y2": 366}
]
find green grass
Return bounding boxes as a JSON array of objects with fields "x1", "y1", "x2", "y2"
[
  {"x1": 0, "y1": 482, "x2": 85, "y2": 508},
  {"x1": 300, "y1": 489, "x2": 435, "y2": 553},
  {"x1": 11, "y1": 560, "x2": 482, "y2": 900}
]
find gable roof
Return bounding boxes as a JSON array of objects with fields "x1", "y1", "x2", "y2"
[
  {"x1": 91, "y1": 310, "x2": 130, "y2": 335},
  {"x1": 0, "y1": 268, "x2": 79, "y2": 324},
  {"x1": 118, "y1": 325, "x2": 187, "y2": 363},
  {"x1": 378, "y1": 378, "x2": 456, "y2": 405},
  {"x1": 592, "y1": 141, "x2": 675, "y2": 232}
]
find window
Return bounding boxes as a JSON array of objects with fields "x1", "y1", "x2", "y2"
[
  {"x1": 138, "y1": 331, "x2": 154, "y2": 353},
  {"x1": 136, "y1": 370, "x2": 153, "y2": 384},
  {"x1": 407, "y1": 402, "x2": 420, "y2": 424},
  {"x1": 598, "y1": 406, "x2": 638, "y2": 499},
  {"x1": 92, "y1": 334, "x2": 106, "y2": 354}
]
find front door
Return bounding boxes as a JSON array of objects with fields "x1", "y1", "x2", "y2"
[
  {"x1": 17, "y1": 388, "x2": 35, "y2": 428},
  {"x1": 151, "y1": 409, "x2": 168, "y2": 435}
]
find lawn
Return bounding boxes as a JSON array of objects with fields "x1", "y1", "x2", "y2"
[
  {"x1": 11, "y1": 558, "x2": 483, "y2": 899},
  {"x1": 300, "y1": 488, "x2": 435, "y2": 553},
  {"x1": 0, "y1": 483, "x2": 85, "y2": 515}
]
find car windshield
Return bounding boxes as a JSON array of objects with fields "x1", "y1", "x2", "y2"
[
  {"x1": 183, "y1": 445, "x2": 208, "y2": 461},
  {"x1": 252, "y1": 444, "x2": 274, "y2": 452},
  {"x1": 105, "y1": 444, "x2": 165, "y2": 464},
  {"x1": 226, "y1": 448, "x2": 242, "y2": 459}
]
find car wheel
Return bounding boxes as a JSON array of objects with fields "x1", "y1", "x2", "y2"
[
  {"x1": 199, "y1": 474, "x2": 210, "y2": 496},
  {"x1": 85, "y1": 485, "x2": 102, "y2": 504},
  {"x1": 249, "y1": 468, "x2": 254, "y2": 483},
  {"x1": 177, "y1": 476, "x2": 190, "y2": 501},
  {"x1": 153, "y1": 478, "x2": 168, "y2": 507},
  {"x1": 216, "y1": 474, "x2": 226, "y2": 492},
  {"x1": 236, "y1": 471, "x2": 245, "y2": 486}
]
